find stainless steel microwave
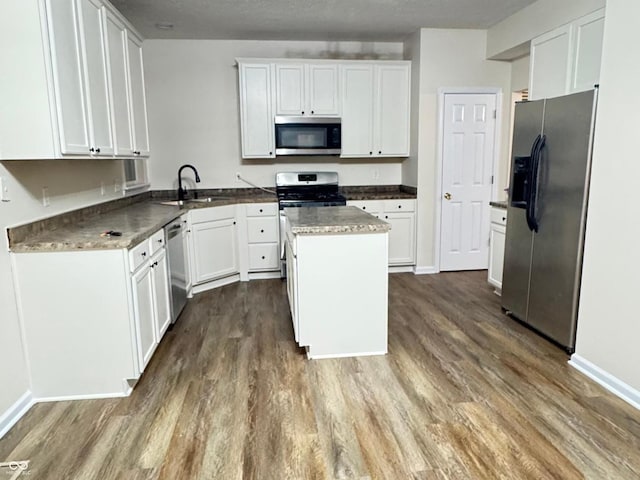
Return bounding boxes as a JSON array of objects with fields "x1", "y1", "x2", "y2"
[{"x1": 274, "y1": 116, "x2": 341, "y2": 156}]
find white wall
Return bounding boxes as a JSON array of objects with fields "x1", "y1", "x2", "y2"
[
  {"x1": 411, "y1": 29, "x2": 511, "y2": 269},
  {"x1": 143, "y1": 39, "x2": 405, "y2": 190},
  {"x1": 487, "y1": 0, "x2": 606, "y2": 60},
  {"x1": 402, "y1": 31, "x2": 421, "y2": 188},
  {"x1": 510, "y1": 55, "x2": 530, "y2": 92},
  {"x1": 0, "y1": 159, "x2": 128, "y2": 424},
  {"x1": 575, "y1": 0, "x2": 640, "y2": 395}
]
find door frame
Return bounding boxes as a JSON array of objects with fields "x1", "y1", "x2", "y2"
[{"x1": 434, "y1": 87, "x2": 503, "y2": 273}]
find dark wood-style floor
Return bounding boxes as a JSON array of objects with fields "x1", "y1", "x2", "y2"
[{"x1": 1, "y1": 272, "x2": 640, "y2": 479}]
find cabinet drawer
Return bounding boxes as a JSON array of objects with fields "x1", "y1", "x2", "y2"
[
  {"x1": 382, "y1": 199, "x2": 415, "y2": 212},
  {"x1": 248, "y1": 243, "x2": 279, "y2": 271},
  {"x1": 246, "y1": 203, "x2": 278, "y2": 217},
  {"x1": 149, "y1": 229, "x2": 165, "y2": 255},
  {"x1": 189, "y1": 204, "x2": 236, "y2": 224},
  {"x1": 129, "y1": 239, "x2": 150, "y2": 272},
  {"x1": 490, "y1": 207, "x2": 508, "y2": 226},
  {"x1": 247, "y1": 217, "x2": 279, "y2": 243},
  {"x1": 347, "y1": 200, "x2": 382, "y2": 213}
]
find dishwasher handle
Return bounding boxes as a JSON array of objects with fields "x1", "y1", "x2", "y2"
[{"x1": 165, "y1": 223, "x2": 183, "y2": 240}]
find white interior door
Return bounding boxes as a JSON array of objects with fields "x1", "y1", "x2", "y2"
[{"x1": 440, "y1": 93, "x2": 497, "y2": 271}]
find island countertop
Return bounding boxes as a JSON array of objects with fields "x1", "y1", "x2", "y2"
[{"x1": 285, "y1": 206, "x2": 391, "y2": 235}]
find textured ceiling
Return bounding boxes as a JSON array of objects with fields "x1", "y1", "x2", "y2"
[{"x1": 111, "y1": 0, "x2": 537, "y2": 41}]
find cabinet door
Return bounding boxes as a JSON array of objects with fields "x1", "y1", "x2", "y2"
[
  {"x1": 340, "y1": 64, "x2": 374, "y2": 157},
  {"x1": 45, "y1": 0, "x2": 91, "y2": 154},
  {"x1": 104, "y1": 10, "x2": 133, "y2": 155},
  {"x1": 488, "y1": 223, "x2": 506, "y2": 289},
  {"x1": 131, "y1": 263, "x2": 156, "y2": 371},
  {"x1": 151, "y1": 249, "x2": 172, "y2": 339},
  {"x1": 384, "y1": 212, "x2": 415, "y2": 265},
  {"x1": 375, "y1": 64, "x2": 410, "y2": 157},
  {"x1": 529, "y1": 25, "x2": 572, "y2": 100},
  {"x1": 192, "y1": 218, "x2": 238, "y2": 284},
  {"x1": 307, "y1": 64, "x2": 339, "y2": 115},
  {"x1": 126, "y1": 32, "x2": 150, "y2": 156},
  {"x1": 275, "y1": 64, "x2": 305, "y2": 115},
  {"x1": 285, "y1": 239, "x2": 299, "y2": 342},
  {"x1": 238, "y1": 63, "x2": 275, "y2": 158},
  {"x1": 76, "y1": 0, "x2": 113, "y2": 155},
  {"x1": 570, "y1": 9, "x2": 605, "y2": 94}
]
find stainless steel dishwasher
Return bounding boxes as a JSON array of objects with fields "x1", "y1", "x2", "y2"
[{"x1": 165, "y1": 220, "x2": 187, "y2": 324}]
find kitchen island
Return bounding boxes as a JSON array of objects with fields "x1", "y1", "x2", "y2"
[{"x1": 284, "y1": 206, "x2": 390, "y2": 359}]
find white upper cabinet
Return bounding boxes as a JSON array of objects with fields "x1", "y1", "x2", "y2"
[
  {"x1": 0, "y1": 0, "x2": 148, "y2": 160},
  {"x1": 375, "y1": 64, "x2": 411, "y2": 157},
  {"x1": 341, "y1": 62, "x2": 411, "y2": 158},
  {"x1": 238, "y1": 62, "x2": 275, "y2": 158},
  {"x1": 45, "y1": 0, "x2": 91, "y2": 155},
  {"x1": 126, "y1": 32, "x2": 150, "y2": 157},
  {"x1": 76, "y1": 0, "x2": 114, "y2": 155},
  {"x1": 307, "y1": 64, "x2": 340, "y2": 115},
  {"x1": 570, "y1": 9, "x2": 605, "y2": 94},
  {"x1": 274, "y1": 62, "x2": 339, "y2": 116},
  {"x1": 104, "y1": 9, "x2": 134, "y2": 156},
  {"x1": 275, "y1": 64, "x2": 305, "y2": 115},
  {"x1": 529, "y1": 8, "x2": 605, "y2": 100},
  {"x1": 340, "y1": 64, "x2": 375, "y2": 157}
]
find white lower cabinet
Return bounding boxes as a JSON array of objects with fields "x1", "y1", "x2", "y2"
[
  {"x1": 488, "y1": 206, "x2": 507, "y2": 291},
  {"x1": 245, "y1": 203, "x2": 280, "y2": 272},
  {"x1": 189, "y1": 205, "x2": 239, "y2": 285},
  {"x1": 11, "y1": 228, "x2": 172, "y2": 398},
  {"x1": 347, "y1": 199, "x2": 416, "y2": 266}
]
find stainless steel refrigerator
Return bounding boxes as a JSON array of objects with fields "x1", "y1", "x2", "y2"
[{"x1": 502, "y1": 89, "x2": 597, "y2": 353}]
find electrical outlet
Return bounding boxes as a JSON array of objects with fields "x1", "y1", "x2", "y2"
[
  {"x1": 114, "y1": 179, "x2": 121, "y2": 193},
  {"x1": 42, "y1": 187, "x2": 50, "y2": 207}
]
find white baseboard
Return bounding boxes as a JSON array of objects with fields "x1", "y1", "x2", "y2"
[
  {"x1": 0, "y1": 391, "x2": 35, "y2": 439},
  {"x1": 388, "y1": 265, "x2": 414, "y2": 273},
  {"x1": 413, "y1": 266, "x2": 438, "y2": 275},
  {"x1": 306, "y1": 349, "x2": 387, "y2": 360},
  {"x1": 569, "y1": 354, "x2": 640, "y2": 410},
  {"x1": 35, "y1": 391, "x2": 130, "y2": 403},
  {"x1": 192, "y1": 274, "x2": 241, "y2": 295},
  {"x1": 248, "y1": 271, "x2": 282, "y2": 280}
]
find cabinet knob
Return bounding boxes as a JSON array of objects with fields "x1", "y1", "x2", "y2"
[
  {"x1": 301, "y1": 111, "x2": 305, "y2": 114},
  {"x1": 362, "y1": 206, "x2": 366, "y2": 210},
  {"x1": 369, "y1": 151, "x2": 373, "y2": 155},
  {"x1": 261, "y1": 256, "x2": 265, "y2": 260},
  {"x1": 269, "y1": 151, "x2": 273, "y2": 155},
  {"x1": 385, "y1": 215, "x2": 389, "y2": 219},
  {"x1": 259, "y1": 209, "x2": 263, "y2": 213},
  {"x1": 89, "y1": 147, "x2": 95, "y2": 153},
  {"x1": 378, "y1": 150, "x2": 382, "y2": 154},
  {"x1": 141, "y1": 252, "x2": 146, "y2": 257},
  {"x1": 157, "y1": 239, "x2": 163, "y2": 243},
  {"x1": 502, "y1": 217, "x2": 506, "y2": 221},
  {"x1": 311, "y1": 110, "x2": 314, "y2": 114},
  {"x1": 154, "y1": 261, "x2": 158, "y2": 266},
  {"x1": 233, "y1": 221, "x2": 236, "y2": 225},
  {"x1": 398, "y1": 205, "x2": 402, "y2": 209},
  {"x1": 95, "y1": 148, "x2": 100, "y2": 153},
  {"x1": 260, "y1": 229, "x2": 264, "y2": 233}
]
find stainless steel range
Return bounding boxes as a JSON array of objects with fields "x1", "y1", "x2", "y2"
[{"x1": 276, "y1": 171, "x2": 347, "y2": 276}]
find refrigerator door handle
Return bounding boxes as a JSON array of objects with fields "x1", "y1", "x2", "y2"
[
  {"x1": 528, "y1": 135, "x2": 546, "y2": 233},
  {"x1": 525, "y1": 135, "x2": 542, "y2": 231}
]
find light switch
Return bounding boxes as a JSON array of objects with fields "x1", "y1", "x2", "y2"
[{"x1": 0, "y1": 176, "x2": 9, "y2": 202}]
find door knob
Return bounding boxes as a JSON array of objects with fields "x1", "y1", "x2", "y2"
[{"x1": 444, "y1": 192, "x2": 452, "y2": 200}]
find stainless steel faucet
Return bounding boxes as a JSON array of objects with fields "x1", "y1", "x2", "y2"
[{"x1": 177, "y1": 164, "x2": 201, "y2": 201}]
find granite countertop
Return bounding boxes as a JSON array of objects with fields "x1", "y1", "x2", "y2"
[
  {"x1": 285, "y1": 206, "x2": 391, "y2": 235},
  {"x1": 490, "y1": 201, "x2": 508, "y2": 209},
  {"x1": 341, "y1": 185, "x2": 416, "y2": 200},
  {"x1": 9, "y1": 189, "x2": 278, "y2": 253},
  {"x1": 9, "y1": 185, "x2": 415, "y2": 253},
  {"x1": 10, "y1": 202, "x2": 183, "y2": 253}
]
